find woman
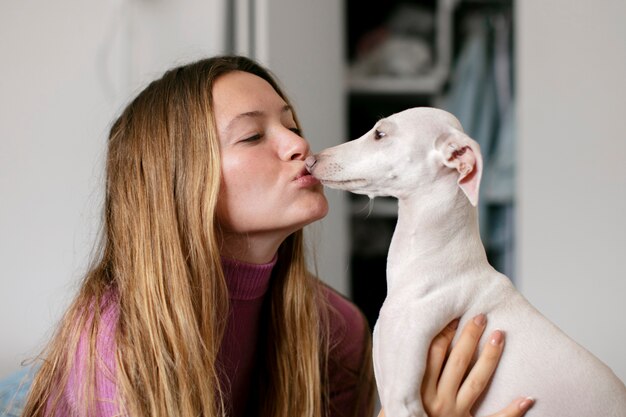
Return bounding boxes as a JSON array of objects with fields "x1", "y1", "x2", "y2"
[{"x1": 20, "y1": 55, "x2": 533, "y2": 417}]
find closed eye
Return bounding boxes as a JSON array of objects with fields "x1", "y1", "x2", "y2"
[
  {"x1": 241, "y1": 127, "x2": 301, "y2": 144},
  {"x1": 241, "y1": 133, "x2": 263, "y2": 143}
]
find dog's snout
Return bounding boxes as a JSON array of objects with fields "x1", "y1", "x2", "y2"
[{"x1": 305, "y1": 155, "x2": 317, "y2": 173}]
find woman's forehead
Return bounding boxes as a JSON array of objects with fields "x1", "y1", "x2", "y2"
[
  {"x1": 213, "y1": 71, "x2": 291, "y2": 128},
  {"x1": 213, "y1": 71, "x2": 285, "y2": 108}
]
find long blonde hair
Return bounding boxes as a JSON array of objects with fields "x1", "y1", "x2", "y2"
[{"x1": 21, "y1": 56, "x2": 374, "y2": 417}]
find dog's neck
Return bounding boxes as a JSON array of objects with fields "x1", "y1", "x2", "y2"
[{"x1": 386, "y1": 188, "x2": 489, "y2": 295}]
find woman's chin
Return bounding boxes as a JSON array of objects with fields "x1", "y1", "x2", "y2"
[
  {"x1": 292, "y1": 197, "x2": 329, "y2": 230},
  {"x1": 309, "y1": 195, "x2": 330, "y2": 221}
]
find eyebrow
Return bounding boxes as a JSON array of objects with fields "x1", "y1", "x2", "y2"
[{"x1": 223, "y1": 104, "x2": 293, "y2": 134}]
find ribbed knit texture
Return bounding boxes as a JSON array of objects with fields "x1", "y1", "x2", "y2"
[
  {"x1": 58, "y1": 256, "x2": 369, "y2": 417},
  {"x1": 220, "y1": 255, "x2": 276, "y2": 300},
  {"x1": 217, "y1": 255, "x2": 276, "y2": 417}
]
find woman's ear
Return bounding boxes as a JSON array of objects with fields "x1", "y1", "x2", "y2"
[{"x1": 434, "y1": 129, "x2": 483, "y2": 207}]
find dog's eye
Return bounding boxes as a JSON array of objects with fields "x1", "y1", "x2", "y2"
[{"x1": 374, "y1": 129, "x2": 386, "y2": 140}]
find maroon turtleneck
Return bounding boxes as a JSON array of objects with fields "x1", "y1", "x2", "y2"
[
  {"x1": 58, "y1": 256, "x2": 371, "y2": 417},
  {"x1": 218, "y1": 255, "x2": 276, "y2": 417}
]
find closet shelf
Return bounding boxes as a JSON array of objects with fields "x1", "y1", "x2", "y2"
[
  {"x1": 346, "y1": 0, "x2": 457, "y2": 95},
  {"x1": 346, "y1": 68, "x2": 448, "y2": 95}
]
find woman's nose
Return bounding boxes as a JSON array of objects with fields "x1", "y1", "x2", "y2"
[{"x1": 279, "y1": 127, "x2": 310, "y2": 161}]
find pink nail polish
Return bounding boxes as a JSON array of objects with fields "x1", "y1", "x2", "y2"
[
  {"x1": 519, "y1": 397, "x2": 534, "y2": 410},
  {"x1": 490, "y1": 330, "x2": 504, "y2": 346},
  {"x1": 473, "y1": 313, "x2": 486, "y2": 326}
]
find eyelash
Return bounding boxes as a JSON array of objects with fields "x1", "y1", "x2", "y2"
[
  {"x1": 241, "y1": 133, "x2": 262, "y2": 143},
  {"x1": 240, "y1": 127, "x2": 301, "y2": 143}
]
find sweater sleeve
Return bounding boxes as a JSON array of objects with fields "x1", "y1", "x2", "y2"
[
  {"x1": 57, "y1": 299, "x2": 120, "y2": 417},
  {"x1": 322, "y1": 285, "x2": 374, "y2": 417}
]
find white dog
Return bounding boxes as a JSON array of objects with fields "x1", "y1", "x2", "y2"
[{"x1": 305, "y1": 107, "x2": 626, "y2": 416}]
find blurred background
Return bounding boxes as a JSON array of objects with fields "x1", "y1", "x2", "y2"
[{"x1": 1, "y1": 0, "x2": 624, "y2": 399}]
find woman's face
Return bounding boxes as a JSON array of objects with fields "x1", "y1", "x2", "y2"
[{"x1": 213, "y1": 71, "x2": 328, "y2": 258}]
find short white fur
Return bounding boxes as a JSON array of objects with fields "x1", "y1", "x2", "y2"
[{"x1": 306, "y1": 107, "x2": 626, "y2": 417}]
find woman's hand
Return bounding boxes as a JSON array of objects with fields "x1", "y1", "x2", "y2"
[
  {"x1": 421, "y1": 314, "x2": 533, "y2": 417},
  {"x1": 377, "y1": 314, "x2": 534, "y2": 417}
]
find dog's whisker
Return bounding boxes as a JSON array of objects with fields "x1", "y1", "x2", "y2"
[
  {"x1": 353, "y1": 198, "x2": 375, "y2": 218},
  {"x1": 366, "y1": 197, "x2": 375, "y2": 218}
]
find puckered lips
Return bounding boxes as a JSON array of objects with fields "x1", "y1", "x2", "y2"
[{"x1": 293, "y1": 166, "x2": 321, "y2": 187}]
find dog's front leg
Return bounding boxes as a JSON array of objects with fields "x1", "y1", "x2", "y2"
[{"x1": 374, "y1": 314, "x2": 450, "y2": 417}]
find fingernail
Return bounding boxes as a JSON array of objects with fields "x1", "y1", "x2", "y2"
[
  {"x1": 448, "y1": 318, "x2": 460, "y2": 330},
  {"x1": 490, "y1": 329, "x2": 504, "y2": 346},
  {"x1": 473, "y1": 313, "x2": 486, "y2": 326},
  {"x1": 519, "y1": 396, "x2": 534, "y2": 410}
]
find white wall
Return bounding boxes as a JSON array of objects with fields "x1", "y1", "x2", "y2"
[
  {"x1": 257, "y1": 0, "x2": 349, "y2": 296},
  {"x1": 517, "y1": 0, "x2": 626, "y2": 382},
  {"x1": 0, "y1": 0, "x2": 225, "y2": 378}
]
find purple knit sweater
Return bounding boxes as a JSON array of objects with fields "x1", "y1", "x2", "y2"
[{"x1": 58, "y1": 257, "x2": 370, "y2": 416}]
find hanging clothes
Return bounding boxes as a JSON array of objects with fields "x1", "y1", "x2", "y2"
[{"x1": 437, "y1": 11, "x2": 516, "y2": 279}]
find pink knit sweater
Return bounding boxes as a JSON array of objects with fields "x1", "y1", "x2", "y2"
[{"x1": 57, "y1": 257, "x2": 370, "y2": 416}]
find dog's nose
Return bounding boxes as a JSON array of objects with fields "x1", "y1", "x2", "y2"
[{"x1": 304, "y1": 155, "x2": 317, "y2": 173}]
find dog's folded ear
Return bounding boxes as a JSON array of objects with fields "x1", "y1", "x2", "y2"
[{"x1": 434, "y1": 129, "x2": 483, "y2": 206}]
